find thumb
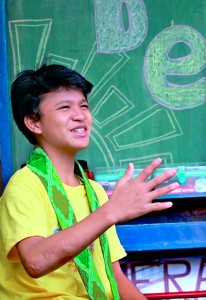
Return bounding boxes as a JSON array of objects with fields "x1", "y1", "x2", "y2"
[{"x1": 119, "y1": 163, "x2": 134, "y2": 184}]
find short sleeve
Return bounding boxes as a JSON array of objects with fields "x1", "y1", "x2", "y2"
[{"x1": 0, "y1": 167, "x2": 53, "y2": 260}]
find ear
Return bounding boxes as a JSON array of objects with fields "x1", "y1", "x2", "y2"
[{"x1": 24, "y1": 115, "x2": 42, "y2": 134}]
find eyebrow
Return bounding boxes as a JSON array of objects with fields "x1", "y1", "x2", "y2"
[{"x1": 55, "y1": 98, "x2": 88, "y2": 107}]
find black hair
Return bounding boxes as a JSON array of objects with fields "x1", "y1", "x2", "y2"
[{"x1": 11, "y1": 64, "x2": 93, "y2": 145}]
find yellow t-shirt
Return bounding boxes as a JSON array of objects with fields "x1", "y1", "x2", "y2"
[{"x1": 0, "y1": 166, "x2": 126, "y2": 299}]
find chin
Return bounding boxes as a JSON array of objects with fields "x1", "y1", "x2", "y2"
[{"x1": 75, "y1": 142, "x2": 89, "y2": 151}]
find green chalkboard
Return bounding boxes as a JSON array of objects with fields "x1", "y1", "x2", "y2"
[{"x1": 6, "y1": 0, "x2": 206, "y2": 172}]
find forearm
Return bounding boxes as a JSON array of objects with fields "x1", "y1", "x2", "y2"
[
  {"x1": 17, "y1": 203, "x2": 115, "y2": 278},
  {"x1": 113, "y1": 261, "x2": 147, "y2": 300},
  {"x1": 118, "y1": 280, "x2": 147, "y2": 300}
]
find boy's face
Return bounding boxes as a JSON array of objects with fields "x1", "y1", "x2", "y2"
[{"x1": 33, "y1": 87, "x2": 92, "y2": 155}]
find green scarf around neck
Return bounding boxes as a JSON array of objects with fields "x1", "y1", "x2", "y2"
[{"x1": 27, "y1": 147, "x2": 120, "y2": 300}]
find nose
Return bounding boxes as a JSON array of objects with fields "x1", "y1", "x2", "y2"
[{"x1": 71, "y1": 107, "x2": 85, "y2": 121}]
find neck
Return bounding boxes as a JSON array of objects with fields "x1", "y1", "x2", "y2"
[{"x1": 36, "y1": 145, "x2": 79, "y2": 186}]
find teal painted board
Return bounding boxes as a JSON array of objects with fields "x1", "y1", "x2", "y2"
[{"x1": 5, "y1": 0, "x2": 206, "y2": 172}]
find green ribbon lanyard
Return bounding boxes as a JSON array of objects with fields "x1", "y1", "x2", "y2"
[{"x1": 27, "y1": 147, "x2": 120, "y2": 300}]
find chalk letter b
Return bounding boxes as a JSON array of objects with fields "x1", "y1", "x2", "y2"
[{"x1": 94, "y1": 0, "x2": 147, "y2": 53}]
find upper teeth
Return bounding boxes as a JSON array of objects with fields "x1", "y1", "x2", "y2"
[{"x1": 75, "y1": 128, "x2": 85, "y2": 133}]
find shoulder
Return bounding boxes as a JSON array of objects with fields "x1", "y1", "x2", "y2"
[
  {"x1": 1, "y1": 166, "x2": 46, "y2": 201},
  {"x1": 6, "y1": 166, "x2": 41, "y2": 184}
]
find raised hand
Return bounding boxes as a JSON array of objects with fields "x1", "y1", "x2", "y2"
[{"x1": 107, "y1": 158, "x2": 179, "y2": 223}]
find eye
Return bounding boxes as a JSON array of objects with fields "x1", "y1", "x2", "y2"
[
  {"x1": 81, "y1": 104, "x2": 89, "y2": 109},
  {"x1": 58, "y1": 105, "x2": 70, "y2": 110}
]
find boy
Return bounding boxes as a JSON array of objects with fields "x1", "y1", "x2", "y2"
[{"x1": 0, "y1": 64, "x2": 178, "y2": 299}]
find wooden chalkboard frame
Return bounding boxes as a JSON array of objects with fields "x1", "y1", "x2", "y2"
[{"x1": 0, "y1": 0, "x2": 12, "y2": 189}]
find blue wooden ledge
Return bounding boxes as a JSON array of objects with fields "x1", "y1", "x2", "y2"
[{"x1": 116, "y1": 221, "x2": 206, "y2": 252}]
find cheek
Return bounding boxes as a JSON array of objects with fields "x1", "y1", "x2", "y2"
[{"x1": 87, "y1": 113, "x2": 93, "y2": 126}]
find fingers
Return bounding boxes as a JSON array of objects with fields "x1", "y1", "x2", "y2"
[
  {"x1": 149, "y1": 181, "x2": 179, "y2": 200},
  {"x1": 135, "y1": 158, "x2": 163, "y2": 183},
  {"x1": 146, "y1": 168, "x2": 177, "y2": 191},
  {"x1": 118, "y1": 163, "x2": 134, "y2": 184},
  {"x1": 118, "y1": 159, "x2": 178, "y2": 197},
  {"x1": 149, "y1": 201, "x2": 173, "y2": 212},
  {"x1": 142, "y1": 183, "x2": 177, "y2": 214},
  {"x1": 148, "y1": 181, "x2": 180, "y2": 212}
]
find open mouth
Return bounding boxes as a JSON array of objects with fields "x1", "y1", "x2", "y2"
[
  {"x1": 71, "y1": 126, "x2": 88, "y2": 137},
  {"x1": 73, "y1": 128, "x2": 86, "y2": 133}
]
